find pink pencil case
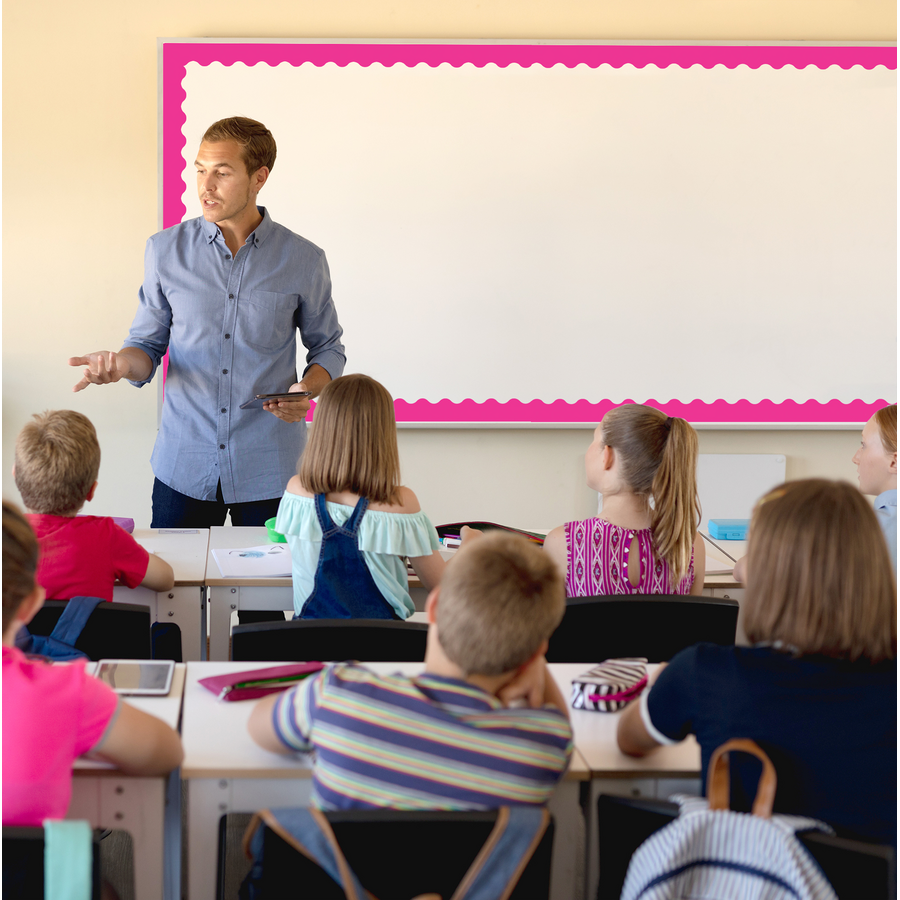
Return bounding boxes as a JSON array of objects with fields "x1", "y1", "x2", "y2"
[
  {"x1": 570, "y1": 658, "x2": 648, "y2": 712},
  {"x1": 199, "y1": 662, "x2": 325, "y2": 701}
]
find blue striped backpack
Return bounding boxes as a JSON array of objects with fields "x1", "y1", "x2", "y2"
[{"x1": 621, "y1": 739, "x2": 838, "y2": 900}]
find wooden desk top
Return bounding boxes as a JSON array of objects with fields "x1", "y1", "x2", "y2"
[
  {"x1": 131, "y1": 529, "x2": 210, "y2": 587},
  {"x1": 75, "y1": 663, "x2": 187, "y2": 774},
  {"x1": 205, "y1": 526, "x2": 292, "y2": 587}
]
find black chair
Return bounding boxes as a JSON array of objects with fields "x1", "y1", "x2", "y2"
[
  {"x1": 596, "y1": 794, "x2": 896, "y2": 900},
  {"x1": 546, "y1": 594, "x2": 739, "y2": 663},
  {"x1": 231, "y1": 618, "x2": 429, "y2": 662},
  {"x1": 28, "y1": 600, "x2": 152, "y2": 660},
  {"x1": 232, "y1": 809, "x2": 554, "y2": 900},
  {"x1": 3, "y1": 826, "x2": 102, "y2": 899}
]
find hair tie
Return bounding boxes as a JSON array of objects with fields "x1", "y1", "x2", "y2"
[{"x1": 663, "y1": 416, "x2": 673, "y2": 431}]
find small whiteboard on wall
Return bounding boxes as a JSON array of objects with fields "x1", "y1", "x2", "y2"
[
  {"x1": 160, "y1": 41, "x2": 896, "y2": 427},
  {"x1": 696, "y1": 453, "x2": 786, "y2": 533}
]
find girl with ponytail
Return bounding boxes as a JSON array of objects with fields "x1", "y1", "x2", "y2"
[{"x1": 544, "y1": 404, "x2": 705, "y2": 596}]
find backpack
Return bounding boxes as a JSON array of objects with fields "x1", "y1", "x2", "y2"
[
  {"x1": 14, "y1": 596, "x2": 103, "y2": 662},
  {"x1": 621, "y1": 739, "x2": 838, "y2": 900},
  {"x1": 240, "y1": 805, "x2": 551, "y2": 900}
]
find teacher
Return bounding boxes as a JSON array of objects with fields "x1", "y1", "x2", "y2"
[{"x1": 69, "y1": 117, "x2": 346, "y2": 528}]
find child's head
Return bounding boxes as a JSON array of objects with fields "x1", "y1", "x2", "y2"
[
  {"x1": 298, "y1": 374, "x2": 400, "y2": 504},
  {"x1": 744, "y1": 479, "x2": 895, "y2": 662},
  {"x1": 434, "y1": 532, "x2": 565, "y2": 676},
  {"x1": 3, "y1": 501, "x2": 41, "y2": 638},
  {"x1": 597, "y1": 404, "x2": 700, "y2": 579},
  {"x1": 14, "y1": 410, "x2": 101, "y2": 516},
  {"x1": 853, "y1": 404, "x2": 897, "y2": 496}
]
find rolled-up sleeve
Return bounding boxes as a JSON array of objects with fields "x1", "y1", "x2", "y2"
[
  {"x1": 297, "y1": 252, "x2": 346, "y2": 381},
  {"x1": 122, "y1": 236, "x2": 173, "y2": 386}
]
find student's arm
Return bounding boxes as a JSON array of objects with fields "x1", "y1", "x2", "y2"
[
  {"x1": 69, "y1": 348, "x2": 153, "y2": 392},
  {"x1": 732, "y1": 555, "x2": 747, "y2": 583},
  {"x1": 247, "y1": 694, "x2": 294, "y2": 755},
  {"x1": 689, "y1": 533, "x2": 706, "y2": 596},
  {"x1": 141, "y1": 554, "x2": 175, "y2": 592},
  {"x1": 409, "y1": 551, "x2": 445, "y2": 592},
  {"x1": 89, "y1": 702, "x2": 183, "y2": 775},
  {"x1": 497, "y1": 654, "x2": 569, "y2": 718},
  {"x1": 617, "y1": 697, "x2": 664, "y2": 757},
  {"x1": 542, "y1": 526, "x2": 568, "y2": 580}
]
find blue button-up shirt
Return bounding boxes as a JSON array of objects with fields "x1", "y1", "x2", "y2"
[
  {"x1": 123, "y1": 208, "x2": 345, "y2": 504},
  {"x1": 875, "y1": 489, "x2": 897, "y2": 572}
]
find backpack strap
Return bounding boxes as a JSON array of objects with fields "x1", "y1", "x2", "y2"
[
  {"x1": 707, "y1": 738, "x2": 777, "y2": 818},
  {"x1": 450, "y1": 807, "x2": 551, "y2": 900},
  {"x1": 49, "y1": 597, "x2": 103, "y2": 648}
]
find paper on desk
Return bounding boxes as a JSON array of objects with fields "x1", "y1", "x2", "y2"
[{"x1": 212, "y1": 544, "x2": 292, "y2": 577}]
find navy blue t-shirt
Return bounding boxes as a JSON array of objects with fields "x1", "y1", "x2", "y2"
[{"x1": 644, "y1": 643, "x2": 896, "y2": 845}]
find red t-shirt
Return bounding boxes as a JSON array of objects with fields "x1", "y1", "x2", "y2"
[
  {"x1": 2, "y1": 645, "x2": 119, "y2": 825},
  {"x1": 28, "y1": 515, "x2": 150, "y2": 602}
]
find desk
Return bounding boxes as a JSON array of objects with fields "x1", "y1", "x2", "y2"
[
  {"x1": 70, "y1": 664, "x2": 187, "y2": 900},
  {"x1": 182, "y1": 661, "x2": 588, "y2": 900},
  {"x1": 549, "y1": 663, "x2": 701, "y2": 900},
  {"x1": 113, "y1": 529, "x2": 211, "y2": 661}
]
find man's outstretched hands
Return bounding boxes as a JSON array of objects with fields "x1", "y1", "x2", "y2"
[
  {"x1": 262, "y1": 382, "x2": 313, "y2": 423},
  {"x1": 69, "y1": 351, "x2": 128, "y2": 392}
]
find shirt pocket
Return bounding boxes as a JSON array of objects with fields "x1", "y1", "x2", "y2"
[{"x1": 242, "y1": 290, "x2": 299, "y2": 351}]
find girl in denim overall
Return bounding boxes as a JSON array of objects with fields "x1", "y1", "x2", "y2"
[{"x1": 275, "y1": 374, "x2": 446, "y2": 619}]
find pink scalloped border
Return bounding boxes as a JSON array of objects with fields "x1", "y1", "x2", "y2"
[{"x1": 162, "y1": 42, "x2": 896, "y2": 425}]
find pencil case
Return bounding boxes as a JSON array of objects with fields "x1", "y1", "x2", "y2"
[
  {"x1": 198, "y1": 662, "x2": 325, "y2": 701},
  {"x1": 570, "y1": 658, "x2": 648, "y2": 712}
]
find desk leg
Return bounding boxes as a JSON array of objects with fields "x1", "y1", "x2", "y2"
[
  {"x1": 547, "y1": 780, "x2": 584, "y2": 900},
  {"x1": 157, "y1": 586, "x2": 205, "y2": 662},
  {"x1": 208, "y1": 587, "x2": 238, "y2": 662},
  {"x1": 187, "y1": 777, "x2": 314, "y2": 900},
  {"x1": 70, "y1": 776, "x2": 167, "y2": 900}
]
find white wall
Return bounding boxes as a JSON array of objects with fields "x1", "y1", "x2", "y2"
[{"x1": 2, "y1": 0, "x2": 892, "y2": 527}]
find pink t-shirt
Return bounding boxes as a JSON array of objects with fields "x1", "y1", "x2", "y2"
[
  {"x1": 28, "y1": 514, "x2": 150, "y2": 601},
  {"x1": 2, "y1": 645, "x2": 119, "y2": 825}
]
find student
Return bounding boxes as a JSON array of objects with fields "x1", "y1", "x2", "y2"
[
  {"x1": 617, "y1": 480, "x2": 896, "y2": 845},
  {"x1": 543, "y1": 404, "x2": 705, "y2": 596},
  {"x1": 275, "y1": 373, "x2": 444, "y2": 619},
  {"x1": 853, "y1": 402, "x2": 897, "y2": 571},
  {"x1": 14, "y1": 410, "x2": 174, "y2": 600},
  {"x1": 2, "y1": 501, "x2": 183, "y2": 826},
  {"x1": 248, "y1": 532, "x2": 573, "y2": 809}
]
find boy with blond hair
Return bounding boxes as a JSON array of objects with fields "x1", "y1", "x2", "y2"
[
  {"x1": 14, "y1": 410, "x2": 174, "y2": 600},
  {"x1": 249, "y1": 531, "x2": 572, "y2": 809}
]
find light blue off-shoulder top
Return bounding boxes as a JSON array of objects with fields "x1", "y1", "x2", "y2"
[{"x1": 275, "y1": 491, "x2": 442, "y2": 619}]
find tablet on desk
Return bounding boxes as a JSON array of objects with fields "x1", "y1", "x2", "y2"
[
  {"x1": 240, "y1": 391, "x2": 311, "y2": 410},
  {"x1": 95, "y1": 660, "x2": 175, "y2": 696}
]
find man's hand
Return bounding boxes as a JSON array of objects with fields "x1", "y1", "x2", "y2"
[
  {"x1": 69, "y1": 351, "x2": 129, "y2": 392},
  {"x1": 263, "y1": 382, "x2": 313, "y2": 423}
]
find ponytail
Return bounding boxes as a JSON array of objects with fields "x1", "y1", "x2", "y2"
[
  {"x1": 602, "y1": 405, "x2": 700, "y2": 581},
  {"x1": 650, "y1": 417, "x2": 701, "y2": 581}
]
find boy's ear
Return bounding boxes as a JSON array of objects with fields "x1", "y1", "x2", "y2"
[
  {"x1": 425, "y1": 587, "x2": 440, "y2": 624},
  {"x1": 85, "y1": 481, "x2": 98, "y2": 503}
]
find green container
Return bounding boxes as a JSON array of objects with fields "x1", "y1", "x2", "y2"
[{"x1": 265, "y1": 517, "x2": 287, "y2": 543}]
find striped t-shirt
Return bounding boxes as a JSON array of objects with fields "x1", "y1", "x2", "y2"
[{"x1": 272, "y1": 664, "x2": 573, "y2": 810}]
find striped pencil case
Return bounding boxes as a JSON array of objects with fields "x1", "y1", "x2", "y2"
[{"x1": 570, "y1": 658, "x2": 648, "y2": 712}]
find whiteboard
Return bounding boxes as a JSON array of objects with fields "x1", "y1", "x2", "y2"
[
  {"x1": 161, "y1": 42, "x2": 896, "y2": 425},
  {"x1": 696, "y1": 453, "x2": 786, "y2": 533}
]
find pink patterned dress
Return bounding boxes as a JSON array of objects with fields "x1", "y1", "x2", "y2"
[{"x1": 564, "y1": 517, "x2": 694, "y2": 597}]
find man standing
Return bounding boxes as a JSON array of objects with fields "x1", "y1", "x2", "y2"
[{"x1": 70, "y1": 117, "x2": 345, "y2": 528}]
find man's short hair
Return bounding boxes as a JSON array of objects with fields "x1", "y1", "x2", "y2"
[
  {"x1": 202, "y1": 117, "x2": 276, "y2": 175},
  {"x1": 14, "y1": 410, "x2": 101, "y2": 516},
  {"x1": 436, "y1": 532, "x2": 565, "y2": 676}
]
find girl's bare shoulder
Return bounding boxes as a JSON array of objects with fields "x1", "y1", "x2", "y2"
[
  {"x1": 285, "y1": 475, "x2": 313, "y2": 498},
  {"x1": 368, "y1": 486, "x2": 422, "y2": 515}
]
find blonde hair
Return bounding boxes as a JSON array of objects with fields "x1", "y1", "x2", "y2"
[
  {"x1": 202, "y1": 116, "x2": 276, "y2": 174},
  {"x1": 3, "y1": 501, "x2": 39, "y2": 633},
  {"x1": 601, "y1": 404, "x2": 700, "y2": 581},
  {"x1": 744, "y1": 479, "x2": 896, "y2": 662},
  {"x1": 874, "y1": 403, "x2": 897, "y2": 455},
  {"x1": 299, "y1": 374, "x2": 401, "y2": 505},
  {"x1": 15, "y1": 410, "x2": 101, "y2": 515},
  {"x1": 437, "y1": 532, "x2": 565, "y2": 676}
]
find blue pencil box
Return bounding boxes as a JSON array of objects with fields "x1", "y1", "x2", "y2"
[{"x1": 708, "y1": 519, "x2": 749, "y2": 540}]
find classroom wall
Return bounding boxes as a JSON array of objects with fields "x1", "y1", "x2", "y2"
[{"x1": 2, "y1": 1, "x2": 893, "y2": 528}]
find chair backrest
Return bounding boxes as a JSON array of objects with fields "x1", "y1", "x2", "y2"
[
  {"x1": 28, "y1": 600, "x2": 152, "y2": 660},
  {"x1": 239, "y1": 809, "x2": 554, "y2": 900},
  {"x1": 596, "y1": 794, "x2": 896, "y2": 900},
  {"x1": 2, "y1": 826, "x2": 102, "y2": 900},
  {"x1": 230, "y1": 618, "x2": 429, "y2": 662},
  {"x1": 546, "y1": 594, "x2": 739, "y2": 663}
]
